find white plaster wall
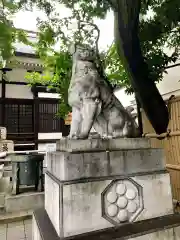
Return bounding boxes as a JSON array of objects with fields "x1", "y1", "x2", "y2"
[
  {"x1": 38, "y1": 92, "x2": 60, "y2": 99},
  {"x1": 38, "y1": 132, "x2": 62, "y2": 140},
  {"x1": 38, "y1": 144, "x2": 47, "y2": 152},
  {"x1": 156, "y1": 65, "x2": 180, "y2": 98},
  {"x1": 114, "y1": 88, "x2": 135, "y2": 108},
  {"x1": 5, "y1": 68, "x2": 27, "y2": 83},
  {"x1": 115, "y1": 64, "x2": 180, "y2": 108},
  {"x1": 6, "y1": 84, "x2": 33, "y2": 99},
  {"x1": 12, "y1": 56, "x2": 42, "y2": 65}
]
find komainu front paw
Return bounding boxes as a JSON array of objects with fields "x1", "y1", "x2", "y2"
[
  {"x1": 68, "y1": 132, "x2": 78, "y2": 139},
  {"x1": 78, "y1": 133, "x2": 89, "y2": 139},
  {"x1": 102, "y1": 134, "x2": 113, "y2": 139}
]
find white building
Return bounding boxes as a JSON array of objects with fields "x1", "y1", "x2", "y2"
[
  {"x1": 115, "y1": 62, "x2": 180, "y2": 112},
  {"x1": 0, "y1": 30, "x2": 69, "y2": 152}
]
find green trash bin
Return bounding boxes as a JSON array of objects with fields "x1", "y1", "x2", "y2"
[{"x1": 11, "y1": 153, "x2": 44, "y2": 195}]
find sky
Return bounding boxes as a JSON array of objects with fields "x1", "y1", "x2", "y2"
[{"x1": 13, "y1": 7, "x2": 114, "y2": 51}]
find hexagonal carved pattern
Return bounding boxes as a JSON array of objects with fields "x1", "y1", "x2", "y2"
[{"x1": 101, "y1": 178, "x2": 143, "y2": 225}]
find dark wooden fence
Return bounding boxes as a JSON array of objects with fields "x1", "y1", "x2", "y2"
[{"x1": 0, "y1": 98, "x2": 70, "y2": 145}]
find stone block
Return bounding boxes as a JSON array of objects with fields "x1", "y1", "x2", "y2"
[
  {"x1": 5, "y1": 192, "x2": 44, "y2": 213},
  {"x1": 47, "y1": 148, "x2": 165, "y2": 181},
  {"x1": 0, "y1": 140, "x2": 14, "y2": 152},
  {"x1": 0, "y1": 223, "x2": 7, "y2": 240},
  {"x1": 0, "y1": 193, "x2": 5, "y2": 206},
  {"x1": 0, "y1": 177, "x2": 11, "y2": 193},
  {"x1": 33, "y1": 207, "x2": 180, "y2": 240},
  {"x1": 32, "y1": 215, "x2": 42, "y2": 240},
  {"x1": 45, "y1": 172, "x2": 60, "y2": 236},
  {"x1": 56, "y1": 138, "x2": 151, "y2": 152},
  {"x1": 0, "y1": 127, "x2": 7, "y2": 140},
  {"x1": 174, "y1": 225, "x2": 180, "y2": 239},
  {"x1": 133, "y1": 174, "x2": 173, "y2": 221},
  {"x1": 45, "y1": 171, "x2": 173, "y2": 238},
  {"x1": 7, "y1": 221, "x2": 26, "y2": 240}
]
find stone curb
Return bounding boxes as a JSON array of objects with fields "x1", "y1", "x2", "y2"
[{"x1": 0, "y1": 210, "x2": 32, "y2": 224}]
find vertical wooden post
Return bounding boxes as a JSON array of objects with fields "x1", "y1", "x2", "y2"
[
  {"x1": 33, "y1": 86, "x2": 39, "y2": 150},
  {"x1": 1, "y1": 70, "x2": 6, "y2": 126},
  {"x1": 1, "y1": 68, "x2": 12, "y2": 126}
]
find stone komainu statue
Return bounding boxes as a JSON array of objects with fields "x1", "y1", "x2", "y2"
[{"x1": 68, "y1": 45, "x2": 139, "y2": 139}]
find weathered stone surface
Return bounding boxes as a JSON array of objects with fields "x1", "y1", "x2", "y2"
[
  {"x1": 45, "y1": 173, "x2": 60, "y2": 237},
  {"x1": 0, "y1": 127, "x2": 7, "y2": 140},
  {"x1": 0, "y1": 176, "x2": 11, "y2": 193},
  {"x1": 132, "y1": 173, "x2": 173, "y2": 221},
  {"x1": 129, "y1": 228, "x2": 174, "y2": 240},
  {"x1": 47, "y1": 148, "x2": 165, "y2": 181},
  {"x1": 5, "y1": 192, "x2": 44, "y2": 213},
  {"x1": 56, "y1": 138, "x2": 150, "y2": 152},
  {"x1": 33, "y1": 215, "x2": 42, "y2": 240},
  {"x1": 68, "y1": 45, "x2": 139, "y2": 139},
  {"x1": 33, "y1": 208, "x2": 180, "y2": 240},
  {"x1": 62, "y1": 179, "x2": 113, "y2": 237},
  {"x1": 174, "y1": 225, "x2": 180, "y2": 239},
  {"x1": 41, "y1": 138, "x2": 174, "y2": 239},
  {"x1": 7, "y1": 221, "x2": 26, "y2": 240},
  {"x1": 101, "y1": 179, "x2": 143, "y2": 225},
  {"x1": 0, "y1": 193, "x2": 5, "y2": 206},
  {"x1": 44, "y1": 171, "x2": 173, "y2": 237}
]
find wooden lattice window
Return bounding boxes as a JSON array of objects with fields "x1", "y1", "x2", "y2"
[
  {"x1": 5, "y1": 103, "x2": 18, "y2": 133},
  {"x1": 19, "y1": 104, "x2": 33, "y2": 133},
  {"x1": 38, "y1": 100, "x2": 63, "y2": 132},
  {"x1": 4, "y1": 100, "x2": 33, "y2": 134}
]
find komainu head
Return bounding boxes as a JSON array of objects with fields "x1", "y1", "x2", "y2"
[{"x1": 69, "y1": 43, "x2": 96, "y2": 61}]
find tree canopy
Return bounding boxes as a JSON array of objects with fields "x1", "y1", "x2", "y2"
[
  {"x1": 0, "y1": 0, "x2": 31, "y2": 67},
  {"x1": 1, "y1": 0, "x2": 180, "y2": 116}
]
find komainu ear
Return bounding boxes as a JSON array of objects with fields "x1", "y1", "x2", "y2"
[{"x1": 126, "y1": 106, "x2": 134, "y2": 113}]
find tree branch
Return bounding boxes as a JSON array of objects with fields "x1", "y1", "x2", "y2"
[
  {"x1": 104, "y1": 0, "x2": 117, "y2": 10},
  {"x1": 165, "y1": 63, "x2": 180, "y2": 70},
  {"x1": 78, "y1": 21, "x2": 100, "y2": 49},
  {"x1": 1, "y1": 0, "x2": 6, "y2": 20}
]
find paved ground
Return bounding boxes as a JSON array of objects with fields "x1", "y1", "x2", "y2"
[{"x1": 0, "y1": 219, "x2": 32, "y2": 240}]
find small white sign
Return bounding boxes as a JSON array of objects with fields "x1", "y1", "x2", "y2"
[{"x1": 44, "y1": 144, "x2": 56, "y2": 168}]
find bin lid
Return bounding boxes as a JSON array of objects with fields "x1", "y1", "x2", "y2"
[{"x1": 11, "y1": 153, "x2": 44, "y2": 162}]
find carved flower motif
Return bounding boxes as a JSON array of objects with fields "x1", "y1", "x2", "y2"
[{"x1": 101, "y1": 178, "x2": 144, "y2": 225}]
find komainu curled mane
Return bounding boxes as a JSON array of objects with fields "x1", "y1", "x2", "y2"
[{"x1": 68, "y1": 45, "x2": 139, "y2": 139}]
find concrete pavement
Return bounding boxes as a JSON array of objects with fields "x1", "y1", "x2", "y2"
[{"x1": 0, "y1": 219, "x2": 32, "y2": 240}]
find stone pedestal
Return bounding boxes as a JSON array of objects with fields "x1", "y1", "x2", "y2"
[
  {"x1": 0, "y1": 127, "x2": 7, "y2": 140},
  {"x1": 0, "y1": 140, "x2": 14, "y2": 153},
  {"x1": 32, "y1": 138, "x2": 180, "y2": 240}
]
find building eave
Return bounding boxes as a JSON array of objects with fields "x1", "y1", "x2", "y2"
[
  {"x1": 6, "y1": 59, "x2": 44, "y2": 71},
  {"x1": 15, "y1": 51, "x2": 39, "y2": 59}
]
